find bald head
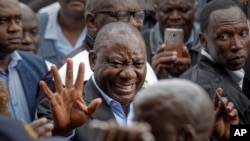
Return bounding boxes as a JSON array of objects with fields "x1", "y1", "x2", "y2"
[
  {"x1": 94, "y1": 22, "x2": 146, "y2": 53},
  {"x1": 19, "y1": 2, "x2": 36, "y2": 20},
  {"x1": 134, "y1": 79, "x2": 215, "y2": 141}
]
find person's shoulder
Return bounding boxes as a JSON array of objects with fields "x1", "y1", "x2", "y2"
[
  {"x1": 180, "y1": 64, "x2": 202, "y2": 81},
  {"x1": 18, "y1": 51, "x2": 44, "y2": 61},
  {"x1": 0, "y1": 116, "x2": 35, "y2": 141},
  {"x1": 18, "y1": 51, "x2": 47, "y2": 68}
]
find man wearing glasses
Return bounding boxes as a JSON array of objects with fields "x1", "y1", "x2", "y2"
[
  {"x1": 48, "y1": 0, "x2": 158, "y2": 92},
  {"x1": 36, "y1": 0, "x2": 157, "y2": 140}
]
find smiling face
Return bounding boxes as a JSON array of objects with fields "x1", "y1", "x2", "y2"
[
  {"x1": 202, "y1": 7, "x2": 250, "y2": 70},
  {"x1": 0, "y1": 0, "x2": 22, "y2": 56},
  {"x1": 155, "y1": 0, "x2": 196, "y2": 42},
  {"x1": 90, "y1": 33, "x2": 147, "y2": 105}
]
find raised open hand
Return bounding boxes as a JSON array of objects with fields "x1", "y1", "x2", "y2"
[
  {"x1": 39, "y1": 59, "x2": 102, "y2": 135},
  {"x1": 212, "y1": 88, "x2": 239, "y2": 140}
]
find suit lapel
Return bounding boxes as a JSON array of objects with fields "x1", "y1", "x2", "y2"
[{"x1": 84, "y1": 78, "x2": 115, "y2": 121}]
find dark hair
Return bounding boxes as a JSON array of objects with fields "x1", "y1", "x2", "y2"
[{"x1": 200, "y1": 0, "x2": 238, "y2": 32}]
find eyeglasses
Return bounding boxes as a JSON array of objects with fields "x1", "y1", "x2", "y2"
[{"x1": 91, "y1": 10, "x2": 145, "y2": 23}]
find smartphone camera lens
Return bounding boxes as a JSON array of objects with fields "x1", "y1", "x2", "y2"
[{"x1": 169, "y1": 33, "x2": 176, "y2": 38}]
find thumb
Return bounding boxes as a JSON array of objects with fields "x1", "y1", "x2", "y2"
[{"x1": 182, "y1": 46, "x2": 190, "y2": 58}]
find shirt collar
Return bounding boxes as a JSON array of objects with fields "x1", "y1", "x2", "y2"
[
  {"x1": 201, "y1": 48, "x2": 215, "y2": 62},
  {"x1": 9, "y1": 51, "x2": 22, "y2": 68},
  {"x1": 201, "y1": 48, "x2": 244, "y2": 88},
  {"x1": 44, "y1": 8, "x2": 60, "y2": 40}
]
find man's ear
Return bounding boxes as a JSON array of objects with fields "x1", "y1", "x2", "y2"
[
  {"x1": 89, "y1": 51, "x2": 96, "y2": 72},
  {"x1": 85, "y1": 12, "x2": 98, "y2": 33},
  {"x1": 199, "y1": 32, "x2": 208, "y2": 51},
  {"x1": 178, "y1": 125, "x2": 195, "y2": 141}
]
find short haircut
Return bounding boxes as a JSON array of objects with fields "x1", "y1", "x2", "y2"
[
  {"x1": 94, "y1": 22, "x2": 145, "y2": 53},
  {"x1": 200, "y1": 0, "x2": 239, "y2": 32},
  {"x1": 155, "y1": 0, "x2": 195, "y2": 5},
  {"x1": 134, "y1": 79, "x2": 215, "y2": 137}
]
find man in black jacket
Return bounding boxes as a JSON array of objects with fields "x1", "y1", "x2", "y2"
[{"x1": 181, "y1": 0, "x2": 250, "y2": 124}]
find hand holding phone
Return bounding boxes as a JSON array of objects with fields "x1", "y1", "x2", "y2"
[
  {"x1": 164, "y1": 28, "x2": 184, "y2": 57},
  {"x1": 215, "y1": 90, "x2": 227, "y2": 109}
]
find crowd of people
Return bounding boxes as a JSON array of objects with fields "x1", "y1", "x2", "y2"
[{"x1": 0, "y1": 0, "x2": 249, "y2": 141}]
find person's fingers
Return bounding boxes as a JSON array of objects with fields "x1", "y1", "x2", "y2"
[
  {"x1": 66, "y1": 59, "x2": 73, "y2": 89},
  {"x1": 155, "y1": 44, "x2": 166, "y2": 54},
  {"x1": 86, "y1": 98, "x2": 102, "y2": 115},
  {"x1": 226, "y1": 101, "x2": 234, "y2": 113},
  {"x1": 104, "y1": 121, "x2": 119, "y2": 141},
  {"x1": 51, "y1": 65, "x2": 63, "y2": 93},
  {"x1": 20, "y1": 119, "x2": 27, "y2": 126},
  {"x1": 182, "y1": 46, "x2": 191, "y2": 58},
  {"x1": 75, "y1": 62, "x2": 85, "y2": 90},
  {"x1": 29, "y1": 118, "x2": 47, "y2": 130},
  {"x1": 174, "y1": 57, "x2": 191, "y2": 66},
  {"x1": 39, "y1": 81, "x2": 54, "y2": 100},
  {"x1": 36, "y1": 123, "x2": 54, "y2": 137},
  {"x1": 228, "y1": 108, "x2": 239, "y2": 125},
  {"x1": 213, "y1": 88, "x2": 224, "y2": 110}
]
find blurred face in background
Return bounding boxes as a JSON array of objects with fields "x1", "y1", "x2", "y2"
[
  {"x1": 20, "y1": 3, "x2": 39, "y2": 54},
  {"x1": 155, "y1": 0, "x2": 196, "y2": 42},
  {"x1": 58, "y1": 0, "x2": 86, "y2": 18}
]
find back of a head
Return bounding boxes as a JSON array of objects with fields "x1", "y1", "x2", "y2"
[
  {"x1": 19, "y1": 2, "x2": 35, "y2": 16},
  {"x1": 93, "y1": 22, "x2": 145, "y2": 53},
  {"x1": 134, "y1": 79, "x2": 215, "y2": 141},
  {"x1": 200, "y1": 0, "x2": 238, "y2": 32}
]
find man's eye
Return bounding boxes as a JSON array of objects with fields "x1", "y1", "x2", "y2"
[
  {"x1": 161, "y1": 9, "x2": 171, "y2": 14},
  {"x1": 31, "y1": 29, "x2": 38, "y2": 35},
  {"x1": 219, "y1": 34, "x2": 229, "y2": 41},
  {"x1": 134, "y1": 62, "x2": 144, "y2": 68},
  {"x1": 0, "y1": 18, "x2": 8, "y2": 24},
  {"x1": 240, "y1": 31, "x2": 249, "y2": 38},
  {"x1": 110, "y1": 62, "x2": 123, "y2": 68},
  {"x1": 180, "y1": 7, "x2": 189, "y2": 13},
  {"x1": 15, "y1": 17, "x2": 21, "y2": 23}
]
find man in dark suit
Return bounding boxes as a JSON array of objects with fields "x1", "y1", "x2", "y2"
[
  {"x1": 38, "y1": 22, "x2": 147, "y2": 141},
  {"x1": 181, "y1": 0, "x2": 250, "y2": 124}
]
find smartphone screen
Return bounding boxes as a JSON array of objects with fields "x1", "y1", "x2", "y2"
[{"x1": 164, "y1": 28, "x2": 184, "y2": 57}]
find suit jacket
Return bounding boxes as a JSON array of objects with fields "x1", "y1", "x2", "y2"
[
  {"x1": 74, "y1": 78, "x2": 115, "y2": 141},
  {"x1": 181, "y1": 55, "x2": 250, "y2": 124},
  {"x1": 243, "y1": 55, "x2": 250, "y2": 99},
  {"x1": 36, "y1": 78, "x2": 115, "y2": 141},
  {"x1": 16, "y1": 51, "x2": 48, "y2": 120}
]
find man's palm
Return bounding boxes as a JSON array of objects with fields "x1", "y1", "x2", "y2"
[{"x1": 39, "y1": 59, "x2": 101, "y2": 135}]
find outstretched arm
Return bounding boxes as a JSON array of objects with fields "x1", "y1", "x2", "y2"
[{"x1": 39, "y1": 59, "x2": 102, "y2": 135}]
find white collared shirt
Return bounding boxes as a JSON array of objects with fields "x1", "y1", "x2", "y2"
[{"x1": 43, "y1": 8, "x2": 87, "y2": 55}]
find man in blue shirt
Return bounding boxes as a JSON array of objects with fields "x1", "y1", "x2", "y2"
[
  {"x1": 0, "y1": 0, "x2": 55, "y2": 138},
  {"x1": 38, "y1": 22, "x2": 147, "y2": 141}
]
